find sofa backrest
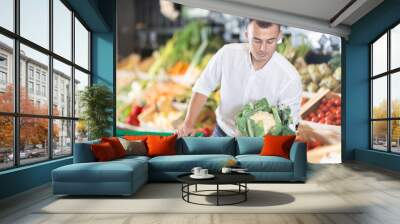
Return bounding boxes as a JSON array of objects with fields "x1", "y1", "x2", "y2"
[
  {"x1": 73, "y1": 139, "x2": 100, "y2": 163},
  {"x1": 235, "y1": 137, "x2": 264, "y2": 155},
  {"x1": 177, "y1": 137, "x2": 236, "y2": 155},
  {"x1": 73, "y1": 136, "x2": 267, "y2": 161}
]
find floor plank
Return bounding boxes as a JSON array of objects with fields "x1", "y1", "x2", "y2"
[{"x1": 1, "y1": 162, "x2": 400, "y2": 224}]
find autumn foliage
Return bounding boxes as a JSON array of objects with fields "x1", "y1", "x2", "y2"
[
  {"x1": 0, "y1": 85, "x2": 59, "y2": 150},
  {"x1": 372, "y1": 99, "x2": 400, "y2": 140}
]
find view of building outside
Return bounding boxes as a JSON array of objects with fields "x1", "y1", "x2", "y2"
[
  {"x1": 371, "y1": 24, "x2": 400, "y2": 153},
  {"x1": 116, "y1": 0, "x2": 342, "y2": 163},
  {"x1": 0, "y1": 0, "x2": 90, "y2": 170},
  {"x1": 0, "y1": 39, "x2": 74, "y2": 169}
]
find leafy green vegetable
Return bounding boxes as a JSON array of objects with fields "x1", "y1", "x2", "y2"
[
  {"x1": 235, "y1": 98, "x2": 295, "y2": 136},
  {"x1": 147, "y1": 21, "x2": 224, "y2": 77}
]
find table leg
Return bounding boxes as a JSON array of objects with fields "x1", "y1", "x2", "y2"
[
  {"x1": 195, "y1": 184, "x2": 197, "y2": 192},
  {"x1": 245, "y1": 183, "x2": 247, "y2": 201},
  {"x1": 217, "y1": 184, "x2": 219, "y2": 206},
  {"x1": 187, "y1": 184, "x2": 190, "y2": 202}
]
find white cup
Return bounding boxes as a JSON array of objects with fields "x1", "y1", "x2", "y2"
[
  {"x1": 191, "y1": 167, "x2": 202, "y2": 176},
  {"x1": 221, "y1": 167, "x2": 232, "y2": 174},
  {"x1": 200, "y1": 169, "x2": 208, "y2": 176}
]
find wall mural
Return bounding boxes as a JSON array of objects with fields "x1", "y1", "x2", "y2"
[{"x1": 116, "y1": 0, "x2": 342, "y2": 163}]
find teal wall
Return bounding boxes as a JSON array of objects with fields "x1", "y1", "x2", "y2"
[
  {"x1": 344, "y1": 0, "x2": 400, "y2": 171},
  {"x1": 0, "y1": 0, "x2": 116, "y2": 200},
  {"x1": 0, "y1": 158, "x2": 72, "y2": 199},
  {"x1": 91, "y1": 0, "x2": 116, "y2": 136}
]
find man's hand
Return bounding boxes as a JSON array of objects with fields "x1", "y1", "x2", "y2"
[
  {"x1": 175, "y1": 92, "x2": 208, "y2": 138},
  {"x1": 175, "y1": 122, "x2": 197, "y2": 138}
]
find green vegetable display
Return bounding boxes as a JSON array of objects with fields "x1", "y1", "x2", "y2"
[
  {"x1": 147, "y1": 21, "x2": 223, "y2": 77},
  {"x1": 235, "y1": 98, "x2": 295, "y2": 137}
]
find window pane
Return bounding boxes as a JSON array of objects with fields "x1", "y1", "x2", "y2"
[
  {"x1": 391, "y1": 24, "x2": 400, "y2": 70},
  {"x1": 0, "y1": 35, "x2": 14, "y2": 112},
  {"x1": 75, "y1": 120, "x2": 88, "y2": 143},
  {"x1": 20, "y1": 44, "x2": 49, "y2": 115},
  {"x1": 391, "y1": 72, "x2": 400, "y2": 118},
  {"x1": 20, "y1": 0, "x2": 49, "y2": 49},
  {"x1": 372, "y1": 76, "x2": 387, "y2": 119},
  {"x1": 74, "y1": 18, "x2": 89, "y2": 70},
  {"x1": 74, "y1": 69, "x2": 89, "y2": 118},
  {"x1": 391, "y1": 120, "x2": 400, "y2": 153},
  {"x1": 20, "y1": 117, "x2": 49, "y2": 165},
  {"x1": 0, "y1": 116, "x2": 13, "y2": 170},
  {"x1": 372, "y1": 121, "x2": 388, "y2": 151},
  {"x1": 53, "y1": 119, "x2": 72, "y2": 157},
  {"x1": 372, "y1": 33, "x2": 387, "y2": 76},
  {"x1": 53, "y1": 59, "x2": 72, "y2": 117},
  {"x1": 53, "y1": 0, "x2": 72, "y2": 60},
  {"x1": 0, "y1": 0, "x2": 14, "y2": 31}
]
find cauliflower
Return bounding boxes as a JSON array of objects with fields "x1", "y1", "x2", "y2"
[
  {"x1": 235, "y1": 98, "x2": 295, "y2": 137},
  {"x1": 249, "y1": 111, "x2": 276, "y2": 136}
]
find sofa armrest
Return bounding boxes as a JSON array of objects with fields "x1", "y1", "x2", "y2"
[
  {"x1": 289, "y1": 141, "x2": 307, "y2": 181},
  {"x1": 73, "y1": 141, "x2": 99, "y2": 163}
]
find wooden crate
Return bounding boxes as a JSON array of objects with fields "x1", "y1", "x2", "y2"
[
  {"x1": 297, "y1": 88, "x2": 342, "y2": 154},
  {"x1": 300, "y1": 88, "x2": 341, "y2": 123}
]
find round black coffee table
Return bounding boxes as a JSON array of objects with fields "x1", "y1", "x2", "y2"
[{"x1": 177, "y1": 173, "x2": 255, "y2": 206}]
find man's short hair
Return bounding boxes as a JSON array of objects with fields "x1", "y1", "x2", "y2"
[{"x1": 248, "y1": 18, "x2": 280, "y2": 30}]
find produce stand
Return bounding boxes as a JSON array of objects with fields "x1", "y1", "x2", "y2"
[{"x1": 116, "y1": 5, "x2": 342, "y2": 163}]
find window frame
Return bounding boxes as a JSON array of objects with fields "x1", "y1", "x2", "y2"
[
  {"x1": 370, "y1": 20, "x2": 400, "y2": 154},
  {"x1": 0, "y1": 0, "x2": 92, "y2": 171}
]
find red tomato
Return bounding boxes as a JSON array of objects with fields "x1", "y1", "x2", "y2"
[
  {"x1": 334, "y1": 98, "x2": 341, "y2": 106},
  {"x1": 311, "y1": 117, "x2": 319, "y2": 123},
  {"x1": 325, "y1": 111, "x2": 332, "y2": 117}
]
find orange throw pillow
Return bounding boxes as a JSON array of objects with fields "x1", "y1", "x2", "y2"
[
  {"x1": 91, "y1": 142, "x2": 117, "y2": 161},
  {"x1": 101, "y1": 137, "x2": 127, "y2": 158},
  {"x1": 260, "y1": 135, "x2": 296, "y2": 159},
  {"x1": 124, "y1": 135, "x2": 149, "y2": 141},
  {"x1": 146, "y1": 134, "x2": 177, "y2": 157}
]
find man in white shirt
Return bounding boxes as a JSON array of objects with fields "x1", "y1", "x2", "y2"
[{"x1": 176, "y1": 19, "x2": 302, "y2": 137}]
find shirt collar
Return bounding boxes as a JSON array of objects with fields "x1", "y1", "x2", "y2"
[{"x1": 246, "y1": 46, "x2": 276, "y2": 72}]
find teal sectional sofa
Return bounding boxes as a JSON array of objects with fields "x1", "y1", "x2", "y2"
[{"x1": 52, "y1": 137, "x2": 307, "y2": 196}]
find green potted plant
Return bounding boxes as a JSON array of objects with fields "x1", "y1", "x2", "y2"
[{"x1": 79, "y1": 84, "x2": 113, "y2": 140}]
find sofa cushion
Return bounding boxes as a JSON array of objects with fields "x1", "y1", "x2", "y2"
[
  {"x1": 101, "y1": 137, "x2": 127, "y2": 158},
  {"x1": 147, "y1": 134, "x2": 177, "y2": 157},
  {"x1": 148, "y1": 154, "x2": 235, "y2": 172},
  {"x1": 260, "y1": 135, "x2": 296, "y2": 159},
  {"x1": 52, "y1": 159, "x2": 147, "y2": 183},
  {"x1": 91, "y1": 142, "x2": 118, "y2": 161},
  {"x1": 114, "y1": 155, "x2": 150, "y2": 164},
  {"x1": 124, "y1": 135, "x2": 149, "y2": 141},
  {"x1": 177, "y1": 137, "x2": 235, "y2": 155},
  {"x1": 236, "y1": 155, "x2": 293, "y2": 172},
  {"x1": 236, "y1": 137, "x2": 263, "y2": 155},
  {"x1": 118, "y1": 138, "x2": 147, "y2": 156}
]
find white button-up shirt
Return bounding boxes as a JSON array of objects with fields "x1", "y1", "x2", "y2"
[{"x1": 192, "y1": 43, "x2": 302, "y2": 136}]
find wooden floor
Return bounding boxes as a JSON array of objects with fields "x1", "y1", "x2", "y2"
[{"x1": 1, "y1": 162, "x2": 400, "y2": 224}]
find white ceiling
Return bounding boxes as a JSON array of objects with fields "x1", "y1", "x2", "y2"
[
  {"x1": 225, "y1": 0, "x2": 353, "y2": 23},
  {"x1": 170, "y1": 0, "x2": 384, "y2": 38}
]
